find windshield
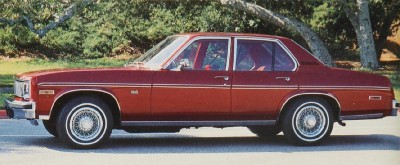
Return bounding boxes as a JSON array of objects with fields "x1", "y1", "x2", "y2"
[{"x1": 134, "y1": 36, "x2": 188, "y2": 68}]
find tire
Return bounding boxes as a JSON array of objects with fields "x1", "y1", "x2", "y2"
[
  {"x1": 248, "y1": 126, "x2": 281, "y2": 137},
  {"x1": 282, "y1": 97, "x2": 333, "y2": 145},
  {"x1": 42, "y1": 120, "x2": 58, "y2": 137},
  {"x1": 56, "y1": 96, "x2": 113, "y2": 149}
]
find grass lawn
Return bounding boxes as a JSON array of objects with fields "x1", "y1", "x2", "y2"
[
  {"x1": 0, "y1": 57, "x2": 399, "y2": 109},
  {"x1": 0, "y1": 57, "x2": 127, "y2": 108},
  {"x1": 375, "y1": 70, "x2": 400, "y2": 101},
  {"x1": 0, "y1": 57, "x2": 127, "y2": 86},
  {"x1": 376, "y1": 70, "x2": 400, "y2": 101}
]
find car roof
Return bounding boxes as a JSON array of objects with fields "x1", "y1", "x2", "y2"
[{"x1": 175, "y1": 32, "x2": 289, "y2": 40}]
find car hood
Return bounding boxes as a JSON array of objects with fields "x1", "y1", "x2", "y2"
[{"x1": 17, "y1": 65, "x2": 153, "y2": 79}]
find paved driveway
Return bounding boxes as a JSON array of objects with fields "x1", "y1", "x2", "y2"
[{"x1": 0, "y1": 116, "x2": 399, "y2": 165}]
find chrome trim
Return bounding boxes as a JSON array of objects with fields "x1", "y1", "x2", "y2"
[
  {"x1": 340, "y1": 113, "x2": 383, "y2": 120},
  {"x1": 38, "y1": 82, "x2": 151, "y2": 88},
  {"x1": 233, "y1": 85, "x2": 297, "y2": 90},
  {"x1": 275, "y1": 77, "x2": 291, "y2": 82},
  {"x1": 300, "y1": 86, "x2": 390, "y2": 91},
  {"x1": 49, "y1": 89, "x2": 121, "y2": 119},
  {"x1": 5, "y1": 99, "x2": 36, "y2": 119},
  {"x1": 39, "y1": 115, "x2": 50, "y2": 120},
  {"x1": 368, "y1": 96, "x2": 382, "y2": 100},
  {"x1": 214, "y1": 76, "x2": 229, "y2": 81},
  {"x1": 39, "y1": 90, "x2": 55, "y2": 95},
  {"x1": 153, "y1": 84, "x2": 230, "y2": 89},
  {"x1": 280, "y1": 93, "x2": 341, "y2": 112},
  {"x1": 163, "y1": 36, "x2": 232, "y2": 71},
  {"x1": 121, "y1": 120, "x2": 276, "y2": 127},
  {"x1": 5, "y1": 99, "x2": 33, "y2": 109},
  {"x1": 14, "y1": 78, "x2": 32, "y2": 99},
  {"x1": 393, "y1": 99, "x2": 399, "y2": 109},
  {"x1": 233, "y1": 37, "x2": 299, "y2": 71},
  {"x1": 392, "y1": 100, "x2": 399, "y2": 116},
  {"x1": 130, "y1": 90, "x2": 139, "y2": 95}
]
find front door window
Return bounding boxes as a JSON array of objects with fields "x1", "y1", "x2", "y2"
[{"x1": 168, "y1": 39, "x2": 229, "y2": 71}]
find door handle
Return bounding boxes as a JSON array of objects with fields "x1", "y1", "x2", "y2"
[
  {"x1": 214, "y1": 76, "x2": 229, "y2": 81},
  {"x1": 275, "y1": 77, "x2": 291, "y2": 82}
]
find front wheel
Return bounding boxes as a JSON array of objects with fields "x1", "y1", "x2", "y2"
[
  {"x1": 282, "y1": 98, "x2": 333, "y2": 145},
  {"x1": 42, "y1": 120, "x2": 58, "y2": 137},
  {"x1": 57, "y1": 96, "x2": 113, "y2": 149}
]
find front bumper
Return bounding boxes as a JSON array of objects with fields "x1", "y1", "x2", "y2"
[
  {"x1": 393, "y1": 99, "x2": 399, "y2": 116},
  {"x1": 4, "y1": 98, "x2": 36, "y2": 119}
]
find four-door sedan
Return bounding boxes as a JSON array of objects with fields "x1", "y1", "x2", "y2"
[{"x1": 4, "y1": 33, "x2": 399, "y2": 148}]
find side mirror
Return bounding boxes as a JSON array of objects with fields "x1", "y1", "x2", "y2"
[
  {"x1": 174, "y1": 59, "x2": 190, "y2": 71},
  {"x1": 170, "y1": 59, "x2": 190, "y2": 71},
  {"x1": 179, "y1": 59, "x2": 190, "y2": 68}
]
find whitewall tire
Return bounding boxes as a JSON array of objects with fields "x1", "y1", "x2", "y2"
[
  {"x1": 57, "y1": 96, "x2": 113, "y2": 149},
  {"x1": 282, "y1": 98, "x2": 333, "y2": 145}
]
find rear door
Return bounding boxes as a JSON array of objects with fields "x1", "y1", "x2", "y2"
[{"x1": 231, "y1": 37, "x2": 299, "y2": 120}]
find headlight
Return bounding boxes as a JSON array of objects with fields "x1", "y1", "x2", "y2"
[{"x1": 14, "y1": 78, "x2": 31, "y2": 100}]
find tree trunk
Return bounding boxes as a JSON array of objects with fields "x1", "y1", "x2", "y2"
[
  {"x1": 340, "y1": 0, "x2": 378, "y2": 69},
  {"x1": 357, "y1": 0, "x2": 378, "y2": 69},
  {"x1": 0, "y1": 0, "x2": 92, "y2": 38},
  {"x1": 218, "y1": 0, "x2": 334, "y2": 66}
]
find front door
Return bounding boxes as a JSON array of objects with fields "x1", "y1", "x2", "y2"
[
  {"x1": 151, "y1": 37, "x2": 232, "y2": 121},
  {"x1": 231, "y1": 38, "x2": 299, "y2": 120}
]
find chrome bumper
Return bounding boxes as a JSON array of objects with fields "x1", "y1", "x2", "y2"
[
  {"x1": 393, "y1": 99, "x2": 399, "y2": 116},
  {"x1": 4, "y1": 98, "x2": 36, "y2": 119}
]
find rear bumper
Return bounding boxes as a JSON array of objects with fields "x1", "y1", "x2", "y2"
[
  {"x1": 393, "y1": 99, "x2": 399, "y2": 116},
  {"x1": 4, "y1": 98, "x2": 36, "y2": 119}
]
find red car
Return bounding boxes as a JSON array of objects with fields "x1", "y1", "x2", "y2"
[{"x1": 4, "y1": 33, "x2": 399, "y2": 148}]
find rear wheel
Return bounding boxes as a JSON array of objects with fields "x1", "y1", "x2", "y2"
[
  {"x1": 42, "y1": 120, "x2": 58, "y2": 137},
  {"x1": 282, "y1": 98, "x2": 333, "y2": 145},
  {"x1": 57, "y1": 96, "x2": 113, "y2": 149}
]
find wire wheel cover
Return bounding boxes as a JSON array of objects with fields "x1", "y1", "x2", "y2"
[
  {"x1": 292, "y1": 102, "x2": 328, "y2": 141},
  {"x1": 69, "y1": 106, "x2": 104, "y2": 141}
]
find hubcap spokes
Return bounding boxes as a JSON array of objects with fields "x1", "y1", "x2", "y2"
[
  {"x1": 304, "y1": 115, "x2": 317, "y2": 128},
  {"x1": 296, "y1": 105, "x2": 326, "y2": 138},
  {"x1": 70, "y1": 107, "x2": 103, "y2": 141}
]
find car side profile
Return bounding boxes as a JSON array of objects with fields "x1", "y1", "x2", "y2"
[{"x1": 4, "y1": 33, "x2": 399, "y2": 148}]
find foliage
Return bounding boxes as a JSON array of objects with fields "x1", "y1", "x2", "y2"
[
  {"x1": 1, "y1": 0, "x2": 257, "y2": 58},
  {"x1": 310, "y1": 2, "x2": 358, "y2": 59},
  {"x1": 0, "y1": 0, "x2": 399, "y2": 60},
  {"x1": 0, "y1": 93, "x2": 13, "y2": 109}
]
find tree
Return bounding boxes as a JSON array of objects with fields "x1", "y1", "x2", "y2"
[
  {"x1": 371, "y1": 0, "x2": 400, "y2": 60},
  {"x1": 1, "y1": 0, "x2": 335, "y2": 66},
  {"x1": 217, "y1": 0, "x2": 334, "y2": 66},
  {"x1": 339, "y1": 0, "x2": 379, "y2": 69},
  {"x1": 0, "y1": 0, "x2": 92, "y2": 38}
]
